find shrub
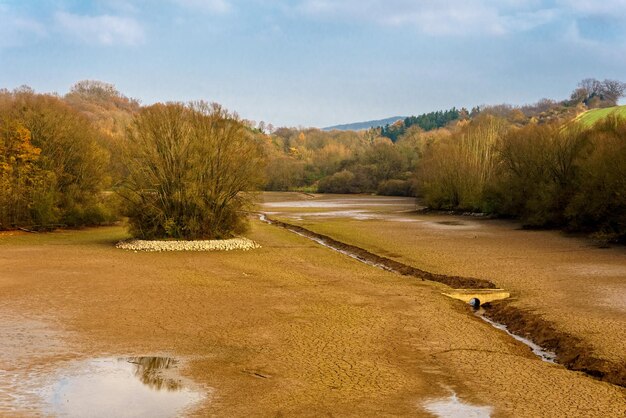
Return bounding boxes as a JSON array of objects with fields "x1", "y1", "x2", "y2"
[
  {"x1": 317, "y1": 170, "x2": 356, "y2": 194},
  {"x1": 119, "y1": 102, "x2": 264, "y2": 240},
  {"x1": 419, "y1": 115, "x2": 508, "y2": 211},
  {"x1": 377, "y1": 179, "x2": 412, "y2": 196},
  {"x1": 565, "y1": 116, "x2": 626, "y2": 240}
]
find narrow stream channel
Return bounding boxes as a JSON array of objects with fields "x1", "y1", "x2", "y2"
[
  {"x1": 474, "y1": 309, "x2": 557, "y2": 363},
  {"x1": 259, "y1": 213, "x2": 558, "y2": 365}
]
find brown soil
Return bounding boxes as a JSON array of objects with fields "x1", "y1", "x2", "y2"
[
  {"x1": 1, "y1": 218, "x2": 625, "y2": 416},
  {"x1": 485, "y1": 300, "x2": 626, "y2": 388},
  {"x1": 266, "y1": 215, "x2": 626, "y2": 389},
  {"x1": 266, "y1": 217, "x2": 497, "y2": 290}
]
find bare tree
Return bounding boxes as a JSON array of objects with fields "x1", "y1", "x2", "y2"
[
  {"x1": 571, "y1": 78, "x2": 626, "y2": 107},
  {"x1": 601, "y1": 79, "x2": 626, "y2": 105}
]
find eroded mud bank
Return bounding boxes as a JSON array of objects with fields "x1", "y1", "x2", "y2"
[
  {"x1": 484, "y1": 301, "x2": 626, "y2": 388},
  {"x1": 263, "y1": 216, "x2": 496, "y2": 290}
]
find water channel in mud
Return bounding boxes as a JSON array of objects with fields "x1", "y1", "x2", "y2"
[
  {"x1": 260, "y1": 212, "x2": 558, "y2": 366},
  {"x1": 474, "y1": 309, "x2": 557, "y2": 363}
]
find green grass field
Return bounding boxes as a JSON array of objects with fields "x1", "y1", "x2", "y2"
[{"x1": 575, "y1": 105, "x2": 626, "y2": 127}]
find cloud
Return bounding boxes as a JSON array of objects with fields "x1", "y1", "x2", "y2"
[
  {"x1": 554, "y1": 1, "x2": 626, "y2": 46},
  {"x1": 297, "y1": 0, "x2": 557, "y2": 35},
  {"x1": 0, "y1": 4, "x2": 47, "y2": 48},
  {"x1": 54, "y1": 12, "x2": 146, "y2": 46},
  {"x1": 377, "y1": 4, "x2": 511, "y2": 36},
  {"x1": 557, "y1": 0, "x2": 626, "y2": 18},
  {"x1": 295, "y1": 0, "x2": 626, "y2": 37},
  {"x1": 174, "y1": 0, "x2": 232, "y2": 14},
  {"x1": 97, "y1": 0, "x2": 141, "y2": 14}
]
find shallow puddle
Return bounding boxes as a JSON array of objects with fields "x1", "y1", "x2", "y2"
[
  {"x1": 287, "y1": 210, "x2": 374, "y2": 219},
  {"x1": 423, "y1": 392, "x2": 492, "y2": 417},
  {"x1": 436, "y1": 221, "x2": 464, "y2": 226},
  {"x1": 422, "y1": 220, "x2": 479, "y2": 230},
  {"x1": 41, "y1": 357, "x2": 205, "y2": 417},
  {"x1": 263, "y1": 197, "x2": 416, "y2": 209}
]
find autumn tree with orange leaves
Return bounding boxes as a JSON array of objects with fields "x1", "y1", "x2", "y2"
[
  {"x1": 0, "y1": 87, "x2": 112, "y2": 229},
  {"x1": 0, "y1": 119, "x2": 55, "y2": 227}
]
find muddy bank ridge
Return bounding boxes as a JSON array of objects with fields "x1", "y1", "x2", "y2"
[
  {"x1": 484, "y1": 301, "x2": 626, "y2": 388},
  {"x1": 264, "y1": 216, "x2": 496, "y2": 289},
  {"x1": 263, "y1": 215, "x2": 626, "y2": 389}
]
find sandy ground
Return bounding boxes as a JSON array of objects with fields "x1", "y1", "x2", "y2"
[{"x1": 0, "y1": 202, "x2": 624, "y2": 416}]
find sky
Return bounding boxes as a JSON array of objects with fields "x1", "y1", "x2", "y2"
[{"x1": 1, "y1": 1, "x2": 625, "y2": 127}]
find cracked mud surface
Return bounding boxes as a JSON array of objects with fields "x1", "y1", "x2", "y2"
[
  {"x1": 264, "y1": 216, "x2": 496, "y2": 289},
  {"x1": 266, "y1": 215, "x2": 625, "y2": 387},
  {"x1": 484, "y1": 301, "x2": 626, "y2": 387},
  {"x1": 263, "y1": 193, "x2": 626, "y2": 387},
  {"x1": 266, "y1": 218, "x2": 626, "y2": 387},
  {"x1": 1, "y1": 194, "x2": 625, "y2": 416}
]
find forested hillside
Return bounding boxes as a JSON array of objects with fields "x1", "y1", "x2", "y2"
[{"x1": 380, "y1": 108, "x2": 466, "y2": 141}]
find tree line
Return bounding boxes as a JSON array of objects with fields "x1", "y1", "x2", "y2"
[
  {"x1": 418, "y1": 113, "x2": 626, "y2": 242},
  {"x1": 380, "y1": 107, "x2": 467, "y2": 141},
  {"x1": 0, "y1": 82, "x2": 264, "y2": 239},
  {"x1": 0, "y1": 86, "x2": 113, "y2": 229},
  {"x1": 1, "y1": 78, "x2": 624, "y2": 241}
]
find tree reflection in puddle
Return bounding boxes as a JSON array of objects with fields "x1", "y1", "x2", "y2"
[
  {"x1": 126, "y1": 356, "x2": 182, "y2": 392},
  {"x1": 42, "y1": 356, "x2": 205, "y2": 418}
]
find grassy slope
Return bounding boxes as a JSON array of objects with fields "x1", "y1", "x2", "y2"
[{"x1": 575, "y1": 105, "x2": 626, "y2": 127}]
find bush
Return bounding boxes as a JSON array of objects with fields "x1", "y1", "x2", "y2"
[
  {"x1": 417, "y1": 111, "x2": 626, "y2": 240},
  {"x1": 419, "y1": 115, "x2": 508, "y2": 211},
  {"x1": 377, "y1": 179, "x2": 412, "y2": 196},
  {"x1": 317, "y1": 170, "x2": 356, "y2": 194},
  {"x1": 491, "y1": 123, "x2": 588, "y2": 227},
  {"x1": 565, "y1": 116, "x2": 626, "y2": 241},
  {"x1": 119, "y1": 102, "x2": 264, "y2": 240}
]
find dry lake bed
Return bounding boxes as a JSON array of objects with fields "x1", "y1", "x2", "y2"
[{"x1": 1, "y1": 192, "x2": 624, "y2": 416}]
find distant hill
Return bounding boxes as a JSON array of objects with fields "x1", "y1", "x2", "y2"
[
  {"x1": 574, "y1": 105, "x2": 626, "y2": 127},
  {"x1": 322, "y1": 116, "x2": 406, "y2": 131}
]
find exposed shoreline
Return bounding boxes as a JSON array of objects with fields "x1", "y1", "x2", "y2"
[
  {"x1": 262, "y1": 215, "x2": 496, "y2": 290},
  {"x1": 263, "y1": 214, "x2": 626, "y2": 389}
]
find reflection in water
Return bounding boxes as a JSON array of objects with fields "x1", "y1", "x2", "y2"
[
  {"x1": 436, "y1": 221, "x2": 464, "y2": 226},
  {"x1": 264, "y1": 197, "x2": 416, "y2": 209},
  {"x1": 42, "y1": 357, "x2": 205, "y2": 418},
  {"x1": 126, "y1": 356, "x2": 181, "y2": 391}
]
